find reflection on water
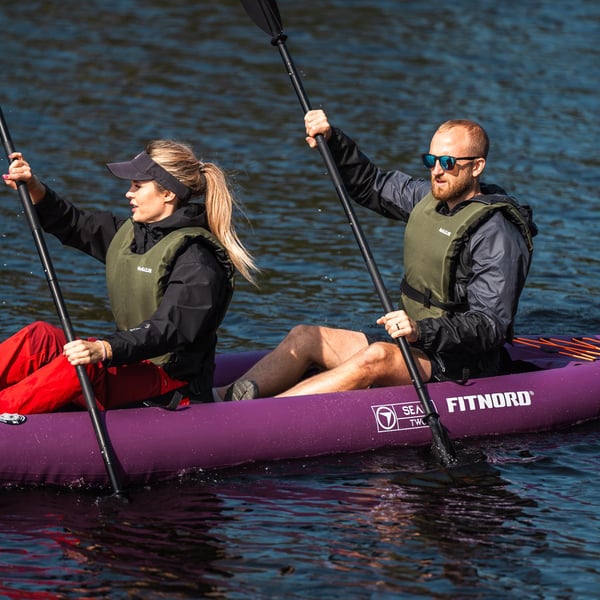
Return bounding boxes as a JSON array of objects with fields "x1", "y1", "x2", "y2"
[
  {"x1": 3, "y1": 430, "x2": 599, "y2": 598},
  {"x1": 0, "y1": 0, "x2": 599, "y2": 597}
]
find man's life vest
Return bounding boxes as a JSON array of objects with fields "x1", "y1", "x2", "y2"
[{"x1": 401, "y1": 192, "x2": 534, "y2": 321}]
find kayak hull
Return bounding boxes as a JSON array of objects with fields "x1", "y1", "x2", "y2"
[{"x1": 1, "y1": 336, "x2": 599, "y2": 488}]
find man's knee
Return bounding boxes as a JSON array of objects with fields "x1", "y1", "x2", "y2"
[
  {"x1": 285, "y1": 324, "x2": 326, "y2": 345},
  {"x1": 361, "y1": 341, "x2": 431, "y2": 384},
  {"x1": 283, "y1": 324, "x2": 322, "y2": 355},
  {"x1": 360, "y1": 341, "x2": 397, "y2": 369},
  {"x1": 366, "y1": 341, "x2": 395, "y2": 360}
]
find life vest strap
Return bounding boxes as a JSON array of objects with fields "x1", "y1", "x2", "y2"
[{"x1": 400, "y1": 277, "x2": 469, "y2": 314}]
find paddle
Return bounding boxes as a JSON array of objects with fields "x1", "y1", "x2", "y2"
[
  {"x1": 0, "y1": 105, "x2": 127, "y2": 498},
  {"x1": 240, "y1": 0, "x2": 461, "y2": 468}
]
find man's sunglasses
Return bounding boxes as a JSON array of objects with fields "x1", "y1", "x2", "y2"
[{"x1": 422, "y1": 153, "x2": 480, "y2": 170}]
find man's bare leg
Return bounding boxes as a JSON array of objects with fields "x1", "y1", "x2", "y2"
[
  {"x1": 216, "y1": 325, "x2": 369, "y2": 399},
  {"x1": 277, "y1": 340, "x2": 432, "y2": 397}
]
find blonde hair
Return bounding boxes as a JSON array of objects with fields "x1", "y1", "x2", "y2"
[{"x1": 146, "y1": 139, "x2": 258, "y2": 285}]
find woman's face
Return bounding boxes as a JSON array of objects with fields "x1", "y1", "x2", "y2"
[{"x1": 126, "y1": 180, "x2": 176, "y2": 223}]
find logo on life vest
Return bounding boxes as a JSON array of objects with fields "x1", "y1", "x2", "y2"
[{"x1": 137, "y1": 266, "x2": 153, "y2": 273}]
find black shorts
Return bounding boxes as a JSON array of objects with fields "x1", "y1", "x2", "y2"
[{"x1": 361, "y1": 325, "x2": 489, "y2": 383}]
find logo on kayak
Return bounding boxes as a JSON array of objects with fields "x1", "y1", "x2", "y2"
[
  {"x1": 445, "y1": 390, "x2": 533, "y2": 413},
  {"x1": 372, "y1": 401, "x2": 431, "y2": 433}
]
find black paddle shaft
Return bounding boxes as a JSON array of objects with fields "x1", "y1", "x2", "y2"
[
  {"x1": 0, "y1": 105, "x2": 127, "y2": 497},
  {"x1": 240, "y1": 0, "x2": 459, "y2": 467}
]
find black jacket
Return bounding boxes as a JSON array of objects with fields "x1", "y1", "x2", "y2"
[
  {"x1": 35, "y1": 186, "x2": 233, "y2": 382},
  {"x1": 327, "y1": 128, "x2": 536, "y2": 376}
]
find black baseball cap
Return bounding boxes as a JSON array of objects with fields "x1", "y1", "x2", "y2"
[{"x1": 107, "y1": 151, "x2": 191, "y2": 200}]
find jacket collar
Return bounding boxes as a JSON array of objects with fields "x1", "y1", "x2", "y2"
[{"x1": 130, "y1": 203, "x2": 208, "y2": 253}]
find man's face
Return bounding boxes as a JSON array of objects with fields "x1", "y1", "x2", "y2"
[{"x1": 427, "y1": 127, "x2": 483, "y2": 205}]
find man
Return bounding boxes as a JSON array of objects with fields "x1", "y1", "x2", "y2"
[{"x1": 218, "y1": 109, "x2": 536, "y2": 401}]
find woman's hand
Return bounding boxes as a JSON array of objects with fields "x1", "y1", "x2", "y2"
[
  {"x1": 377, "y1": 310, "x2": 420, "y2": 343},
  {"x1": 63, "y1": 339, "x2": 110, "y2": 366},
  {"x1": 3, "y1": 152, "x2": 46, "y2": 203}
]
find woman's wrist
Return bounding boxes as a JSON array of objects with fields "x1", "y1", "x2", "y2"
[
  {"x1": 28, "y1": 177, "x2": 47, "y2": 204},
  {"x1": 97, "y1": 339, "x2": 113, "y2": 362}
]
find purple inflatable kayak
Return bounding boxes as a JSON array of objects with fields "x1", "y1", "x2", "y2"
[{"x1": 1, "y1": 335, "x2": 599, "y2": 488}]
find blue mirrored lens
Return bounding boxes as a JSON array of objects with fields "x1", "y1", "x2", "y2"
[
  {"x1": 422, "y1": 153, "x2": 436, "y2": 168},
  {"x1": 439, "y1": 156, "x2": 456, "y2": 170}
]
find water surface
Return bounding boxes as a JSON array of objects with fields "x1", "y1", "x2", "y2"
[{"x1": 0, "y1": 1, "x2": 599, "y2": 597}]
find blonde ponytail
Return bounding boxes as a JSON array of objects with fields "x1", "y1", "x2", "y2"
[
  {"x1": 146, "y1": 140, "x2": 259, "y2": 285},
  {"x1": 202, "y1": 162, "x2": 258, "y2": 286}
]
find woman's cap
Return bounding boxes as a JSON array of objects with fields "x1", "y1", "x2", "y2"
[{"x1": 107, "y1": 151, "x2": 191, "y2": 200}]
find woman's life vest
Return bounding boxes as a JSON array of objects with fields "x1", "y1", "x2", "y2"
[{"x1": 105, "y1": 219, "x2": 234, "y2": 368}]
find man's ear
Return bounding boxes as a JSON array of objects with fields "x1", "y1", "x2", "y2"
[{"x1": 472, "y1": 157, "x2": 486, "y2": 177}]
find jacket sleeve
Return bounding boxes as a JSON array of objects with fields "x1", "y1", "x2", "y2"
[
  {"x1": 104, "y1": 241, "x2": 231, "y2": 366},
  {"x1": 327, "y1": 127, "x2": 430, "y2": 221},
  {"x1": 34, "y1": 185, "x2": 122, "y2": 262},
  {"x1": 326, "y1": 130, "x2": 531, "y2": 357},
  {"x1": 413, "y1": 212, "x2": 532, "y2": 355}
]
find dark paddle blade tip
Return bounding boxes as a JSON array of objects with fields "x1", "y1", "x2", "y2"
[
  {"x1": 435, "y1": 441, "x2": 497, "y2": 480},
  {"x1": 240, "y1": 0, "x2": 283, "y2": 37},
  {"x1": 393, "y1": 444, "x2": 499, "y2": 488},
  {"x1": 93, "y1": 488, "x2": 130, "y2": 506},
  {"x1": 112, "y1": 490, "x2": 131, "y2": 503},
  {"x1": 392, "y1": 461, "x2": 500, "y2": 488},
  {"x1": 428, "y1": 418, "x2": 462, "y2": 468}
]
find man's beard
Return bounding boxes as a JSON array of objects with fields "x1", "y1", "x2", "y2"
[{"x1": 431, "y1": 175, "x2": 474, "y2": 203}]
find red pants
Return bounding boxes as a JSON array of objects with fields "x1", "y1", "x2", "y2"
[{"x1": 0, "y1": 321, "x2": 187, "y2": 414}]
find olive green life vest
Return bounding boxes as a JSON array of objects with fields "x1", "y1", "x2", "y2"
[
  {"x1": 401, "y1": 193, "x2": 534, "y2": 320},
  {"x1": 105, "y1": 219, "x2": 233, "y2": 366}
]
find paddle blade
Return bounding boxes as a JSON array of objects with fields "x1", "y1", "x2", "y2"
[
  {"x1": 429, "y1": 419, "x2": 459, "y2": 468},
  {"x1": 240, "y1": 0, "x2": 283, "y2": 37}
]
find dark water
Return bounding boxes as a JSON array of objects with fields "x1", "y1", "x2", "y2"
[{"x1": 1, "y1": 0, "x2": 599, "y2": 597}]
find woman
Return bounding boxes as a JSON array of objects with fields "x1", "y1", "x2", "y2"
[{"x1": 1, "y1": 140, "x2": 257, "y2": 414}]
